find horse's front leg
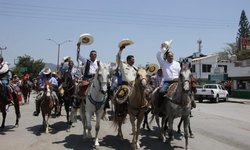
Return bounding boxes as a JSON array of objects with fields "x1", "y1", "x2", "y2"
[
  {"x1": 135, "y1": 113, "x2": 144, "y2": 149},
  {"x1": 94, "y1": 109, "x2": 103, "y2": 146},
  {"x1": 168, "y1": 116, "x2": 174, "y2": 141},
  {"x1": 129, "y1": 114, "x2": 137, "y2": 149},
  {"x1": 85, "y1": 111, "x2": 92, "y2": 139},
  {"x1": 1, "y1": 109, "x2": 6, "y2": 128},
  {"x1": 183, "y1": 115, "x2": 190, "y2": 150}
]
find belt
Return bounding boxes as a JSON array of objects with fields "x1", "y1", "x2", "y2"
[{"x1": 164, "y1": 80, "x2": 176, "y2": 84}]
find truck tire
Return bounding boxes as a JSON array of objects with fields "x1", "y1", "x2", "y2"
[
  {"x1": 224, "y1": 95, "x2": 228, "y2": 102},
  {"x1": 214, "y1": 95, "x2": 219, "y2": 103}
]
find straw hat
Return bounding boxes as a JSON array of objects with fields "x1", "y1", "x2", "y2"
[
  {"x1": 146, "y1": 64, "x2": 159, "y2": 76},
  {"x1": 118, "y1": 38, "x2": 134, "y2": 48},
  {"x1": 43, "y1": 68, "x2": 51, "y2": 75},
  {"x1": 63, "y1": 56, "x2": 71, "y2": 62},
  {"x1": 78, "y1": 33, "x2": 94, "y2": 45}
]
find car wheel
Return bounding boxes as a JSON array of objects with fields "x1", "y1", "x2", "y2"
[
  {"x1": 224, "y1": 95, "x2": 228, "y2": 102},
  {"x1": 214, "y1": 95, "x2": 219, "y2": 103},
  {"x1": 199, "y1": 99, "x2": 203, "y2": 103}
]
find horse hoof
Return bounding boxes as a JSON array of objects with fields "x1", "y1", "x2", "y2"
[{"x1": 190, "y1": 134, "x2": 194, "y2": 138}]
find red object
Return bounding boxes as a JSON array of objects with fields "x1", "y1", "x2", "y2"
[{"x1": 22, "y1": 72, "x2": 30, "y2": 81}]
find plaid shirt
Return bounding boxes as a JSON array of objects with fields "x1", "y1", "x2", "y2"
[{"x1": 151, "y1": 74, "x2": 163, "y2": 88}]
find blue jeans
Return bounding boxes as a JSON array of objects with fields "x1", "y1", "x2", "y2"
[
  {"x1": 159, "y1": 82, "x2": 170, "y2": 95},
  {"x1": 1, "y1": 79, "x2": 8, "y2": 90}
]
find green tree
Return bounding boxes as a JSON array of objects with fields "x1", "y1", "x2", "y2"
[
  {"x1": 236, "y1": 10, "x2": 250, "y2": 60},
  {"x1": 224, "y1": 42, "x2": 238, "y2": 56},
  {"x1": 12, "y1": 55, "x2": 45, "y2": 80}
]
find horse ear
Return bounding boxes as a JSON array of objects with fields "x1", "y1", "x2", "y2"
[{"x1": 180, "y1": 62, "x2": 183, "y2": 68}]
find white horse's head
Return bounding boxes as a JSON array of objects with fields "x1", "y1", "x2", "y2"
[
  {"x1": 179, "y1": 62, "x2": 192, "y2": 92},
  {"x1": 95, "y1": 62, "x2": 110, "y2": 94}
]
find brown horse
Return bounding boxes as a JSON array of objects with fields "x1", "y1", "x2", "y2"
[
  {"x1": 0, "y1": 81, "x2": 21, "y2": 128},
  {"x1": 21, "y1": 79, "x2": 31, "y2": 104},
  {"x1": 40, "y1": 80, "x2": 54, "y2": 133},
  {"x1": 127, "y1": 68, "x2": 149, "y2": 149}
]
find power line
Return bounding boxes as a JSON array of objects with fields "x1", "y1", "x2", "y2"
[{"x1": 0, "y1": 1, "x2": 238, "y2": 29}]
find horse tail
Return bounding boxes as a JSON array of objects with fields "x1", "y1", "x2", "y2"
[{"x1": 112, "y1": 102, "x2": 128, "y2": 130}]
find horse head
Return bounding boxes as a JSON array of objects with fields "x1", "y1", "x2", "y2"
[
  {"x1": 44, "y1": 80, "x2": 52, "y2": 97},
  {"x1": 94, "y1": 62, "x2": 110, "y2": 94},
  {"x1": 135, "y1": 68, "x2": 148, "y2": 89},
  {"x1": 179, "y1": 62, "x2": 192, "y2": 92}
]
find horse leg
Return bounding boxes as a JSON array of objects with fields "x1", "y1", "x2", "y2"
[
  {"x1": 94, "y1": 110, "x2": 103, "y2": 146},
  {"x1": 135, "y1": 113, "x2": 144, "y2": 149},
  {"x1": 14, "y1": 99, "x2": 20, "y2": 127},
  {"x1": 183, "y1": 115, "x2": 190, "y2": 150},
  {"x1": 129, "y1": 115, "x2": 137, "y2": 149},
  {"x1": 177, "y1": 117, "x2": 183, "y2": 133},
  {"x1": 45, "y1": 114, "x2": 49, "y2": 133},
  {"x1": 168, "y1": 116, "x2": 174, "y2": 141},
  {"x1": 85, "y1": 111, "x2": 92, "y2": 139},
  {"x1": 79, "y1": 104, "x2": 87, "y2": 139},
  {"x1": 1, "y1": 108, "x2": 6, "y2": 128},
  {"x1": 188, "y1": 116, "x2": 194, "y2": 138}
]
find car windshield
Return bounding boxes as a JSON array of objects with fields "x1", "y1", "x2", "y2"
[{"x1": 204, "y1": 85, "x2": 217, "y2": 89}]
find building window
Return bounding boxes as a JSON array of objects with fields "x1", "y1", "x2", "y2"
[
  {"x1": 202, "y1": 64, "x2": 212, "y2": 73},
  {"x1": 218, "y1": 65, "x2": 227, "y2": 73},
  {"x1": 191, "y1": 64, "x2": 195, "y2": 73}
]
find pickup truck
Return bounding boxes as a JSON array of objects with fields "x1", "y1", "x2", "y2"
[{"x1": 195, "y1": 84, "x2": 229, "y2": 103}]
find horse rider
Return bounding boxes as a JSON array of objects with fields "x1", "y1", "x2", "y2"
[
  {"x1": 78, "y1": 50, "x2": 99, "y2": 81},
  {"x1": 0, "y1": 56, "x2": 14, "y2": 105},
  {"x1": 33, "y1": 67, "x2": 59, "y2": 116},
  {"x1": 116, "y1": 43, "x2": 138, "y2": 98},
  {"x1": 156, "y1": 40, "x2": 181, "y2": 107}
]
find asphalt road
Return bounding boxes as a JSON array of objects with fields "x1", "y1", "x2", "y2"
[{"x1": 1, "y1": 91, "x2": 250, "y2": 150}]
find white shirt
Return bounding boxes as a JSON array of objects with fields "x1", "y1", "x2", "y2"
[
  {"x1": 78, "y1": 55, "x2": 99, "y2": 75},
  {"x1": 116, "y1": 50, "x2": 137, "y2": 83},
  {"x1": 156, "y1": 50, "x2": 181, "y2": 81}
]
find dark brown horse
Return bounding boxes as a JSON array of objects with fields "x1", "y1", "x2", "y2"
[
  {"x1": 40, "y1": 80, "x2": 54, "y2": 133},
  {"x1": 21, "y1": 79, "x2": 31, "y2": 104},
  {"x1": 0, "y1": 81, "x2": 21, "y2": 128},
  {"x1": 60, "y1": 71, "x2": 75, "y2": 125}
]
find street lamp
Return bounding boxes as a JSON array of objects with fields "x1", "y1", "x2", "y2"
[
  {"x1": 47, "y1": 39, "x2": 71, "y2": 71},
  {"x1": 0, "y1": 46, "x2": 7, "y2": 57}
]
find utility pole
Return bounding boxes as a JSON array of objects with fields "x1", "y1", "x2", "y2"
[
  {"x1": 197, "y1": 39, "x2": 202, "y2": 84},
  {"x1": 47, "y1": 39, "x2": 71, "y2": 71},
  {"x1": 0, "y1": 46, "x2": 7, "y2": 57}
]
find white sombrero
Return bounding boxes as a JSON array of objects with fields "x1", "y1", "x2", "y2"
[
  {"x1": 118, "y1": 38, "x2": 134, "y2": 48},
  {"x1": 0, "y1": 63, "x2": 9, "y2": 74},
  {"x1": 146, "y1": 63, "x2": 159, "y2": 76},
  {"x1": 43, "y1": 68, "x2": 51, "y2": 75},
  {"x1": 78, "y1": 33, "x2": 94, "y2": 45},
  {"x1": 63, "y1": 56, "x2": 71, "y2": 62}
]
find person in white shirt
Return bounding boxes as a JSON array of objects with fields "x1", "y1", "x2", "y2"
[
  {"x1": 78, "y1": 50, "x2": 99, "y2": 80},
  {"x1": 156, "y1": 42, "x2": 181, "y2": 106}
]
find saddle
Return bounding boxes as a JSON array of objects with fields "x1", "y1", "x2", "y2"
[
  {"x1": 164, "y1": 82, "x2": 178, "y2": 99},
  {"x1": 115, "y1": 85, "x2": 131, "y2": 104},
  {"x1": 77, "y1": 80, "x2": 90, "y2": 97}
]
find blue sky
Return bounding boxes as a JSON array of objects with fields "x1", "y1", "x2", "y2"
[{"x1": 0, "y1": 0, "x2": 249, "y2": 68}]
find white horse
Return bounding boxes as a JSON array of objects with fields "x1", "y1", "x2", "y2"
[{"x1": 80, "y1": 62, "x2": 110, "y2": 146}]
